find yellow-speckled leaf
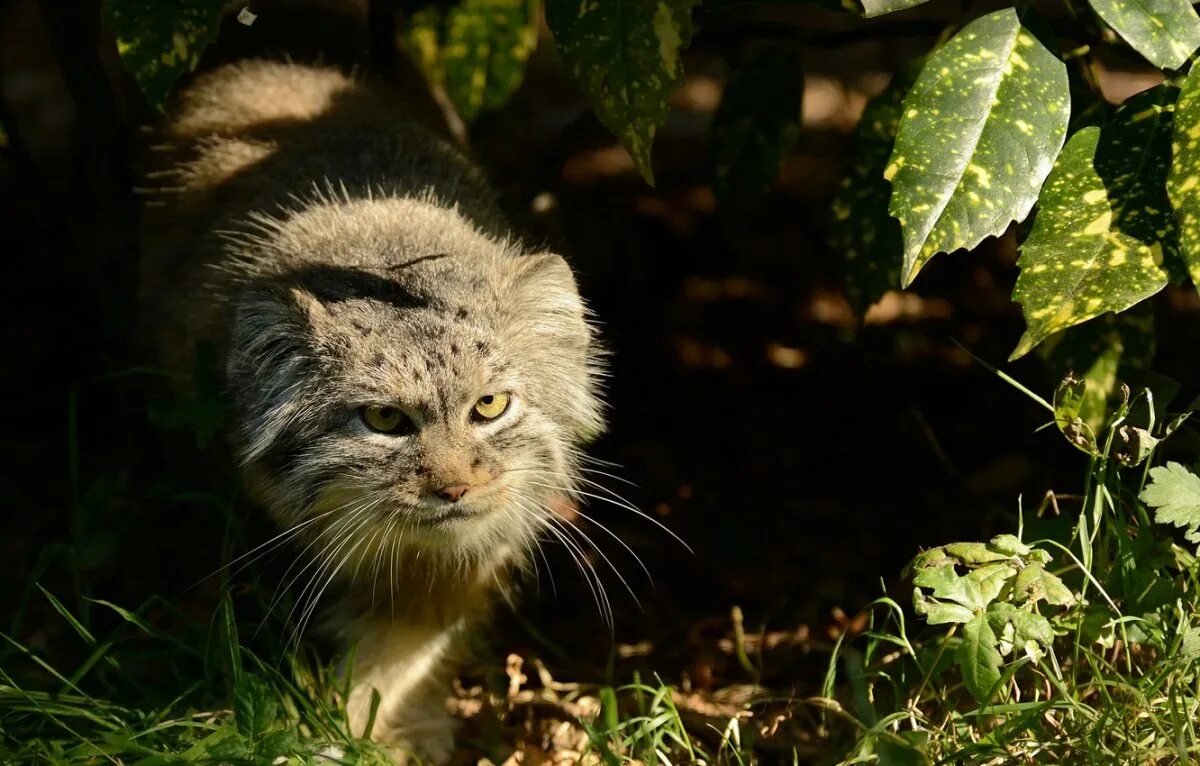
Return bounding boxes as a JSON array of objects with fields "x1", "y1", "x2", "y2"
[
  {"x1": 1168, "y1": 62, "x2": 1200, "y2": 296},
  {"x1": 103, "y1": 0, "x2": 225, "y2": 108},
  {"x1": 546, "y1": 0, "x2": 698, "y2": 184},
  {"x1": 1087, "y1": 0, "x2": 1200, "y2": 71},
  {"x1": 712, "y1": 46, "x2": 803, "y2": 210},
  {"x1": 857, "y1": 0, "x2": 931, "y2": 18},
  {"x1": 403, "y1": 0, "x2": 538, "y2": 124},
  {"x1": 886, "y1": 10, "x2": 1069, "y2": 286},
  {"x1": 1011, "y1": 86, "x2": 1179, "y2": 360},
  {"x1": 405, "y1": 9, "x2": 444, "y2": 83},
  {"x1": 829, "y1": 66, "x2": 917, "y2": 313}
]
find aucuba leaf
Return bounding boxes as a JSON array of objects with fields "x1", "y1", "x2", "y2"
[{"x1": 887, "y1": 10, "x2": 1069, "y2": 286}]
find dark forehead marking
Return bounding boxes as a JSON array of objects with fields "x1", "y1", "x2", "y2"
[
  {"x1": 287, "y1": 266, "x2": 428, "y2": 311},
  {"x1": 385, "y1": 253, "x2": 451, "y2": 272},
  {"x1": 456, "y1": 307, "x2": 469, "y2": 319}
]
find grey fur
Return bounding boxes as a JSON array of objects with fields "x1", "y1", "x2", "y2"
[{"x1": 140, "y1": 60, "x2": 605, "y2": 759}]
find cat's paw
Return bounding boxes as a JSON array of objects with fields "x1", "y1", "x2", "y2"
[{"x1": 348, "y1": 696, "x2": 457, "y2": 765}]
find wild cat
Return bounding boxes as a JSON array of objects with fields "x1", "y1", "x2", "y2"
[{"x1": 139, "y1": 59, "x2": 606, "y2": 761}]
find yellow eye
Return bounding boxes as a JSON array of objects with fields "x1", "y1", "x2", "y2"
[
  {"x1": 360, "y1": 405, "x2": 411, "y2": 434},
  {"x1": 472, "y1": 393, "x2": 510, "y2": 421}
]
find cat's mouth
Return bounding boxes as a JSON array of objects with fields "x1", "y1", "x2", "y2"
[
  {"x1": 408, "y1": 499, "x2": 490, "y2": 529},
  {"x1": 414, "y1": 506, "x2": 473, "y2": 527}
]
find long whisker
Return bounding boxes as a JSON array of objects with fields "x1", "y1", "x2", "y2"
[
  {"x1": 263, "y1": 492, "x2": 384, "y2": 638},
  {"x1": 507, "y1": 470, "x2": 655, "y2": 586},
  {"x1": 512, "y1": 494, "x2": 611, "y2": 627},
  {"x1": 196, "y1": 505, "x2": 342, "y2": 588},
  {"x1": 281, "y1": 497, "x2": 383, "y2": 651},
  {"x1": 519, "y1": 479, "x2": 692, "y2": 553},
  {"x1": 511, "y1": 488, "x2": 644, "y2": 609}
]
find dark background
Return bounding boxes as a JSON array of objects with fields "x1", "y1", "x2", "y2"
[{"x1": 2, "y1": 0, "x2": 1198, "y2": 746}]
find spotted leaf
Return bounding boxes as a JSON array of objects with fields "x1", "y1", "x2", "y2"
[
  {"x1": 829, "y1": 66, "x2": 917, "y2": 313},
  {"x1": 545, "y1": 0, "x2": 698, "y2": 184},
  {"x1": 857, "y1": 0, "x2": 932, "y2": 18},
  {"x1": 1011, "y1": 86, "x2": 1180, "y2": 359},
  {"x1": 1086, "y1": 0, "x2": 1200, "y2": 71},
  {"x1": 712, "y1": 46, "x2": 803, "y2": 210},
  {"x1": 103, "y1": 0, "x2": 225, "y2": 108},
  {"x1": 1168, "y1": 61, "x2": 1200, "y2": 296},
  {"x1": 405, "y1": 0, "x2": 539, "y2": 123},
  {"x1": 886, "y1": 10, "x2": 1069, "y2": 286}
]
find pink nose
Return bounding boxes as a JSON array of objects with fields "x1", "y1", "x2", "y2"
[{"x1": 437, "y1": 484, "x2": 470, "y2": 502}]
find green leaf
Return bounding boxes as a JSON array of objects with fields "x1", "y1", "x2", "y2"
[
  {"x1": 913, "y1": 562, "x2": 1014, "y2": 613},
  {"x1": 966, "y1": 563, "x2": 1017, "y2": 605},
  {"x1": 406, "y1": 8, "x2": 443, "y2": 79},
  {"x1": 205, "y1": 733, "x2": 251, "y2": 760},
  {"x1": 712, "y1": 46, "x2": 803, "y2": 209},
  {"x1": 1168, "y1": 60, "x2": 1200, "y2": 296},
  {"x1": 913, "y1": 564, "x2": 979, "y2": 610},
  {"x1": 942, "y1": 542, "x2": 1013, "y2": 565},
  {"x1": 986, "y1": 602, "x2": 1053, "y2": 657},
  {"x1": 103, "y1": 0, "x2": 225, "y2": 108},
  {"x1": 1013, "y1": 563, "x2": 1077, "y2": 606},
  {"x1": 1039, "y1": 307, "x2": 1157, "y2": 434},
  {"x1": 830, "y1": 66, "x2": 918, "y2": 313},
  {"x1": 545, "y1": 0, "x2": 698, "y2": 184},
  {"x1": 913, "y1": 590, "x2": 975, "y2": 625},
  {"x1": 1010, "y1": 84, "x2": 1180, "y2": 359},
  {"x1": 234, "y1": 675, "x2": 279, "y2": 741},
  {"x1": 406, "y1": 0, "x2": 539, "y2": 123},
  {"x1": 857, "y1": 0, "x2": 931, "y2": 18},
  {"x1": 956, "y1": 614, "x2": 1003, "y2": 703},
  {"x1": 1053, "y1": 373, "x2": 1100, "y2": 455},
  {"x1": 1086, "y1": 0, "x2": 1200, "y2": 70},
  {"x1": 1180, "y1": 626, "x2": 1200, "y2": 661},
  {"x1": 986, "y1": 534, "x2": 1031, "y2": 557},
  {"x1": 1113, "y1": 424, "x2": 1160, "y2": 467},
  {"x1": 1140, "y1": 461, "x2": 1200, "y2": 543},
  {"x1": 886, "y1": 10, "x2": 1069, "y2": 286},
  {"x1": 257, "y1": 730, "x2": 298, "y2": 759}
]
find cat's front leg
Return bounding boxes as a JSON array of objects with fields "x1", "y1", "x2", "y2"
[{"x1": 344, "y1": 618, "x2": 463, "y2": 764}]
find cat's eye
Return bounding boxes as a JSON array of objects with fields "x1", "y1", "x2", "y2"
[
  {"x1": 472, "y1": 393, "x2": 510, "y2": 422},
  {"x1": 360, "y1": 405, "x2": 412, "y2": 435}
]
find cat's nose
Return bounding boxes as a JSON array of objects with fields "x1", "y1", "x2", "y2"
[{"x1": 436, "y1": 484, "x2": 470, "y2": 503}]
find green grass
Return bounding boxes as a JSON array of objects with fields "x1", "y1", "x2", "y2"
[{"x1": 4, "y1": 368, "x2": 1200, "y2": 765}]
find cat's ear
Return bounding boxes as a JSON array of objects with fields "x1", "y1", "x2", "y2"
[
  {"x1": 227, "y1": 283, "x2": 328, "y2": 463},
  {"x1": 508, "y1": 253, "x2": 590, "y2": 350}
]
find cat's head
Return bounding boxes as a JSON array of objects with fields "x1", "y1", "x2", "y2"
[{"x1": 224, "y1": 199, "x2": 605, "y2": 573}]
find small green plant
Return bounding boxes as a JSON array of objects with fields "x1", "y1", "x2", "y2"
[{"x1": 827, "y1": 378, "x2": 1200, "y2": 764}]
